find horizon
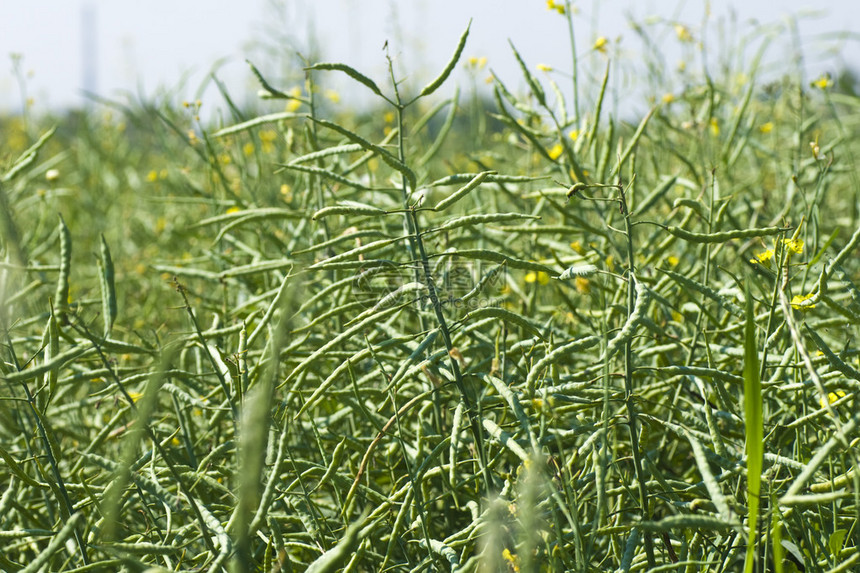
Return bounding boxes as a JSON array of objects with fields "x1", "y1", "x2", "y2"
[{"x1": 1, "y1": 0, "x2": 858, "y2": 118}]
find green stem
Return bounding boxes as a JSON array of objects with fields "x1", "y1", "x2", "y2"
[
  {"x1": 619, "y1": 180, "x2": 655, "y2": 568},
  {"x1": 385, "y1": 52, "x2": 492, "y2": 494},
  {"x1": 69, "y1": 320, "x2": 219, "y2": 558},
  {"x1": 409, "y1": 209, "x2": 493, "y2": 494},
  {"x1": 564, "y1": 0, "x2": 580, "y2": 123}
]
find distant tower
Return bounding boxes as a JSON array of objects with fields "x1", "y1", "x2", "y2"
[{"x1": 81, "y1": 4, "x2": 97, "y2": 108}]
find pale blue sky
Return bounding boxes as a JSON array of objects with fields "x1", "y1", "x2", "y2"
[{"x1": 1, "y1": 1, "x2": 857, "y2": 115}]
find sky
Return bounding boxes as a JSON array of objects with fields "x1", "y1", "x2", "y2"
[{"x1": 0, "y1": 0, "x2": 858, "y2": 116}]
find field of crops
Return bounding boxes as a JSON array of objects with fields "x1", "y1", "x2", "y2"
[{"x1": 1, "y1": 5, "x2": 859, "y2": 572}]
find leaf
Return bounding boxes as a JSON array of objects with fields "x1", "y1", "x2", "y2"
[{"x1": 829, "y1": 529, "x2": 848, "y2": 557}]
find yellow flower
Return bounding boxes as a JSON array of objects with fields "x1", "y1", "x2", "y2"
[
  {"x1": 146, "y1": 170, "x2": 159, "y2": 183},
  {"x1": 546, "y1": 0, "x2": 565, "y2": 15},
  {"x1": 709, "y1": 117, "x2": 720, "y2": 137},
  {"x1": 280, "y1": 184, "x2": 292, "y2": 201},
  {"x1": 260, "y1": 129, "x2": 277, "y2": 153},
  {"x1": 525, "y1": 271, "x2": 550, "y2": 285},
  {"x1": 575, "y1": 276, "x2": 591, "y2": 294},
  {"x1": 536, "y1": 63, "x2": 553, "y2": 72},
  {"x1": 226, "y1": 206, "x2": 241, "y2": 215},
  {"x1": 286, "y1": 86, "x2": 303, "y2": 112},
  {"x1": 674, "y1": 24, "x2": 693, "y2": 42},
  {"x1": 783, "y1": 237, "x2": 803, "y2": 254},
  {"x1": 243, "y1": 142, "x2": 255, "y2": 156},
  {"x1": 667, "y1": 255, "x2": 679, "y2": 266},
  {"x1": 750, "y1": 248, "x2": 774, "y2": 264},
  {"x1": 790, "y1": 293, "x2": 815, "y2": 310},
  {"x1": 810, "y1": 138, "x2": 824, "y2": 160},
  {"x1": 568, "y1": 129, "x2": 579, "y2": 141},
  {"x1": 502, "y1": 548, "x2": 521, "y2": 572},
  {"x1": 467, "y1": 56, "x2": 488, "y2": 69},
  {"x1": 759, "y1": 122, "x2": 774, "y2": 134},
  {"x1": 662, "y1": 93, "x2": 675, "y2": 104},
  {"x1": 569, "y1": 241, "x2": 584, "y2": 254},
  {"x1": 383, "y1": 111, "x2": 395, "y2": 123},
  {"x1": 260, "y1": 129, "x2": 277, "y2": 143},
  {"x1": 820, "y1": 390, "x2": 846, "y2": 408},
  {"x1": 324, "y1": 89, "x2": 340, "y2": 104},
  {"x1": 548, "y1": 143, "x2": 564, "y2": 160},
  {"x1": 812, "y1": 74, "x2": 831, "y2": 90},
  {"x1": 593, "y1": 36, "x2": 608, "y2": 53}
]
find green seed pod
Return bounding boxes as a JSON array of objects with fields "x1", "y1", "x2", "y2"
[
  {"x1": 566, "y1": 182, "x2": 588, "y2": 199},
  {"x1": 556, "y1": 263, "x2": 598, "y2": 280},
  {"x1": 312, "y1": 202, "x2": 386, "y2": 221},
  {"x1": 55, "y1": 214, "x2": 71, "y2": 316},
  {"x1": 665, "y1": 225, "x2": 785, "y2": 244},
  {"x1": 98, "y1": 234, "x2": 117, "y2": 336},
  {"x1": 434, "y1": 170, "x2": 494, "y2": 211},
  {"x1": 525, "y1": 335, "x2": 600, "y2": 395},
  {"x1": 464, "y1": 307, "x2": 543, "y2": 340},
  {"x1": 431, "y1": 212, "x2": 538, "y2": 234},
  {"x1": 604, "y1": 277, "x2": 649, "y2": 361},
  {"x1": 312, "y1": 437, "x2": 348, "y2": 493}
]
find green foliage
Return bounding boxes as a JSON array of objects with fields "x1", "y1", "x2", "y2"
[{"x1": 1, "y1": 7, "x2": 860, "y2": 572}]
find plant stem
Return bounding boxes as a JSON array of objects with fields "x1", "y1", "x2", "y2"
[
  {"x1": 564, "y1": 0, "x2": 580, "y2": 124},
  {"x1": 618, "y1": 179, "x2": 655, "y2": 568},
  {"x1": 409, "y1": 209, "x2": 494, "y2": 494},
  {"x1": 385, "y1": 51, "x2": 493, "y2": 495}
]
